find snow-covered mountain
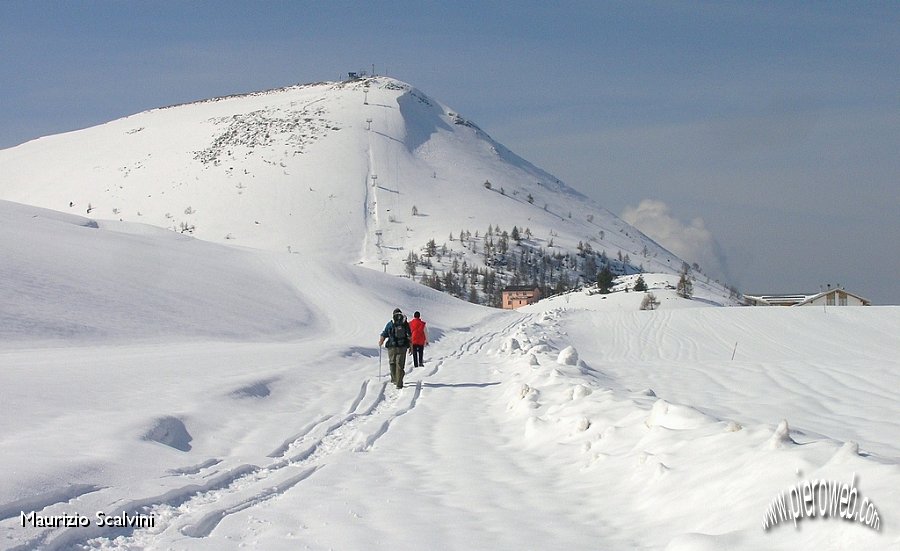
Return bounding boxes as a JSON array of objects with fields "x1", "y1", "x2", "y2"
[{"x1": 0, "y1": 76, "x2": 731, "y2": 305}]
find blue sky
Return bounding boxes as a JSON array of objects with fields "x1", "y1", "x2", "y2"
[{"x1": 2, "y1": 1, "x2": 898, "y2": 303}]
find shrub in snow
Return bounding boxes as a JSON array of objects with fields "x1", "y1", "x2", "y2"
[
  {"x1": 724, "y1": 421, "x2": 742, "y2": 432},
  {"x1": 640, "y1": 292, "x2": 660, "y2": 311}
]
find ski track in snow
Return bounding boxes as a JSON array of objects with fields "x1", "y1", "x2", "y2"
[
  {"x1": 3, "y1": 305, "x2": 897, "y2": 549},
  {"x1": 26, "y1": 315, "x2": 529, "y2": 550}
]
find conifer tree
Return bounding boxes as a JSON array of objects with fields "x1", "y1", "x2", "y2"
[
  {"x1": 425, "y1": 238, "x2": 437, "y2": 257},
  {"x1": 583, "y1": 255, "x2": 598, "y2": 282},
  {"x1": 468, "y1": 283, "x2": 479, "y2": 304},
  {"x1": 677, "y1": 271, "x2": 693, "y2": 299},
  {"x1": 405, "y1": 251, "x2": 418, "y2": 278},
  {"x1": 430, "y1": 269, "x2": 443, "y2": 291},
  {"x1": 597, "y1": 266, "x2": 615, "y2": 294},
  {"x1": 634, "y1": 275, "x2": 647, "y2": 292}
]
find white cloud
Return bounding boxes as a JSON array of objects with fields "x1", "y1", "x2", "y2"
[{"x1": 621, "y1": 199, "x2": 728, "y2": 280}]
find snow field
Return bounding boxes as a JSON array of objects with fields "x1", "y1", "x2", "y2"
[
  {"x1": 2, "y1": 288, "x2": 897, "y2": 549},
  {"x1": 485, "y1": 308, "x2": 899, "y2": 549}
]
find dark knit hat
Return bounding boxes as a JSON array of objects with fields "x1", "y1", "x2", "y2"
[{"x1": 393, "y1": 308, "x2": 402, "y2": 314}]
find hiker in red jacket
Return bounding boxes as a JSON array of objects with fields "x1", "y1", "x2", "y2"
[{"x1": 408, "y1": 311, "x2": 429, "y2": 368}]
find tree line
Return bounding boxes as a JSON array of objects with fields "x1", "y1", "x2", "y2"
[{"x1": 403, "y1": 224, "x2": 642, "y2": 307}]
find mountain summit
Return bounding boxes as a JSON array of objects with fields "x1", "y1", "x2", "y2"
[{"x1": 0, "y1": 76, "x2": 723, "y2": 303}]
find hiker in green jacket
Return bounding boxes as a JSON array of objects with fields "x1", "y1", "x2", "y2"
[{"x1": 379, "y1": 308, "x2": 412, "y2": 389}]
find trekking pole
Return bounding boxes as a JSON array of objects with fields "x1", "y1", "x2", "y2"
[{"x1": 378, "y1": 345, "x2": 383, "y2": 379}]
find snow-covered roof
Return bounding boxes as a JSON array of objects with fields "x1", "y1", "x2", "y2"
[
  {"x1": 744, "y1": 288, "x2": 871, "y2": 306},
  {"x1": 796, "y1": 288, "x2": 872, "y2": 306},
  {"x1": 502, "y1": 285, "x2": 540, "y2": 292},
  {"x1": 743, "y1": 293, "x2": 816, "y2": 306}
]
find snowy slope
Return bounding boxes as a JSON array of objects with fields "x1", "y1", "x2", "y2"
[
  {"x1": 0, "y1": 77, "x2": 695, "y2": 287},
  {"x1": 0, "y1": 200, "x2": 312, "y2": 343},
  {"x1": 0, "y1": 199, "x2": 496, "y2": 549},
  {"x1": 0, "y1": 199, "x2": 897, "y2": 550}
]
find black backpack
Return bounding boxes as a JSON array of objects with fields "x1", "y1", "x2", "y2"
[{"x1": 388, "y1": 314, "x2": 410, "y2": 348}]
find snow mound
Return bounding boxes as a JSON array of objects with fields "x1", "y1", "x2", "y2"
[
  {"x1": 229, "y1": 379, "x2": 276, "y2": 399},
  {"x1": 766, "y1": 419, "x2": 796, "y2": 449},
  {"x1": 645, "y1": 399, "x2": 712, "y2": 430},
  {"x1": 664, "y1": 531, "x2": 746, "y2": 550},
  {"x1": 557, "y1": 345, "x2": 579, "y2": 365},
  {"x1": 143, "y1": 416, "x2": 193, "y2": 452}
]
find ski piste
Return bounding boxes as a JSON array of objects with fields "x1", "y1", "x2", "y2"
[
  {"x1": 5, "y1": 299, "x2": 898, "y2": 550},
  {"x1": 8, "y1": 312, "x2": 527, "y2": 550}
]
